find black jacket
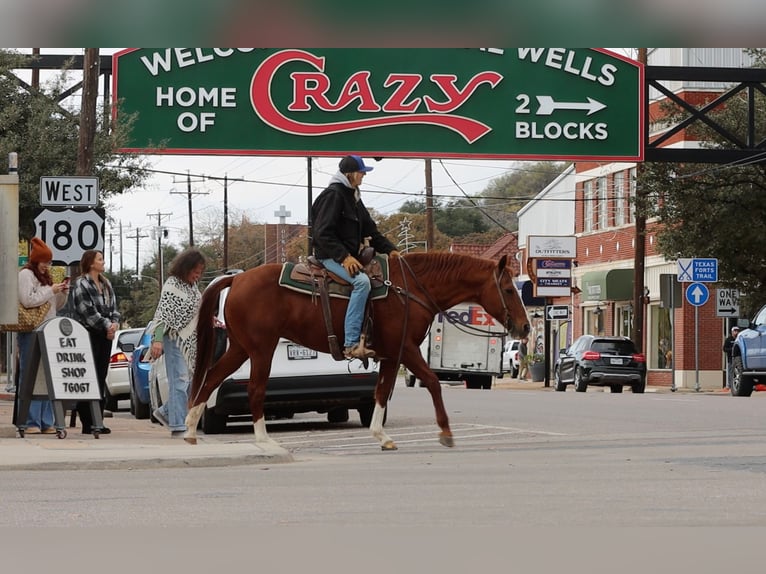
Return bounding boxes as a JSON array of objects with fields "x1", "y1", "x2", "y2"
[
  {"x1": 311, "y1": 180, "x2": 396, "y2": 262},
  {"x1": 723, "y1": 334, "x2": 737, "y2": 360}
]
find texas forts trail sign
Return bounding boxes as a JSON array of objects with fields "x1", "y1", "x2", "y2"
[{"x1": 113, "y1": 48, "x2": 644, "y2": 161}]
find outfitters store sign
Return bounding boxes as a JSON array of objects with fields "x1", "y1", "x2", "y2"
[{"x1": 113, "y1": 48, "x2": 643, "y2": 160}]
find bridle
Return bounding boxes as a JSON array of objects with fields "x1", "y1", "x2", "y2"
[{"x1": 492, "y1": 267, "x2": 514, "y2": 332}]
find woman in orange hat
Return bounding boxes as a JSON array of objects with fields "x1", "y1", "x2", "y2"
[{"x1": 17, "y1": 237, "x2": 70, "y2": 433}]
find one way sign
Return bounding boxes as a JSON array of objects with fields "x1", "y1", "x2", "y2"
[{"x1": 716, "y1": 288, "x2": 740, "y2": 317}]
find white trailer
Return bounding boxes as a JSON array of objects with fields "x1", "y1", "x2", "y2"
[{"x1": 406, "y1": 304, "x2": 506, "y2": 390}]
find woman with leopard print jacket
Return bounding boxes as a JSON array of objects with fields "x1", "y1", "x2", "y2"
[{"x1": 149, "y1": 248, "x2": 206, "y2": 437}]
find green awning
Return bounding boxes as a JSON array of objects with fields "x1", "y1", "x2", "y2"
[{"x1": 581, "y1": 269, "x2": 634, "y2": 302}]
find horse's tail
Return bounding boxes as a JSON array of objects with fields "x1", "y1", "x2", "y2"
[{"x1": 192, "y1": 275, "x2": 235, "y2": 400}]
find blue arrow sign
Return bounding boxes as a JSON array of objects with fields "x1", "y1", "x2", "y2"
[{"x1": 685, "y1": 282, "x2": 710, "y2": 307}]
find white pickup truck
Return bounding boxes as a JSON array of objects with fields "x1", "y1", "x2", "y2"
[{"x1": 406, "y1": 304, "x2": 506, "y2": 390}]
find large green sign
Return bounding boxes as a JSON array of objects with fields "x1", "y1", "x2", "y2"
[{"x1": 113, "y1": 48, "x2": 643, "y2": 161}]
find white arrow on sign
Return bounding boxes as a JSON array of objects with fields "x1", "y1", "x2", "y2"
[
  {"x1": 536, "y1": 95, "x2": 607, "y2": 116},
  {"x1": 690, "y1": 285, "x2": 706, "y2": 304}
]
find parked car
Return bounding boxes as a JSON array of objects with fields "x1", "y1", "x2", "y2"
[
  {"x1": 104, "y1": 327, "x2": 144, "y2": 410},
  {"x1": 731, "y1": 305, "x2": 766, "y2": 396},
  {"x1": 150, "y1": 271, "x2": 381, "y2": 433},
  {"x1": 128, "y1": 321, "x2": 155, "y2": 419},
  {"x1": 554, "y1": 335, "x2": 646, "y2": 393},
  {"x1": 501, "y1": 339, "x2": 521, "y2": 378}
]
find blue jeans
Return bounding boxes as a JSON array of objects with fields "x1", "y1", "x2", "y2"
[
  {"x1": 157, "y1": 335, "x2": 190, "y2": 431},
  {"x1": 320, "y1": 258, "x2": 371, "y2": 348},
  {"x1": 18, "y1": 332, "x2": 54, "y2": 429}
]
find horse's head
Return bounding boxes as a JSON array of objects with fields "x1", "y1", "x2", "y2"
[{"x1": 481, "y1": 255, "x2": 530, "y2": 339}]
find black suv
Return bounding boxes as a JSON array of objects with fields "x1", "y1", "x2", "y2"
[{"x1": 555, "y1": 335, "x2": 647, "y2": 393}]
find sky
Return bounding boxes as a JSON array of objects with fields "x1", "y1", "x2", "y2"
[
  {"x1": 12, "y1": 49, "x2": 537, "y2": 271},
  {"x1": 105, "y1": 155, "x2": 517, "y2": 271}
]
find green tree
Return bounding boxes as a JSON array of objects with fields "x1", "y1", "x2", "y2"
[
  {"x1": 640, "y1": 49, "x2": 766, "y2": 311},
  {"x1": 478, "y1": 161, "x2": 570, "y2": 231},
  {"x1": 0, "y1": 49, "x2": 151, "y2": 238}
]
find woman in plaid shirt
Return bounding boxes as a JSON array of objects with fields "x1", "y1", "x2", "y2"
[{"x1": 71, "y1": 250, "x2": 120, "y2": 434}]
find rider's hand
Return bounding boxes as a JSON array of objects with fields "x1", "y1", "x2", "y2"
[{"x1": 342, "y1": 254, "x2": 363, "y2": 276}]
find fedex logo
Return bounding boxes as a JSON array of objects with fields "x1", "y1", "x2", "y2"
[{"x1": 437, "y1": 306, "x2": 499, "y2": 327}]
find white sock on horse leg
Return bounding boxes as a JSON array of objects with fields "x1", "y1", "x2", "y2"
[{"x1": 370, "y1": 403, "x2": 391, "y2": 445}]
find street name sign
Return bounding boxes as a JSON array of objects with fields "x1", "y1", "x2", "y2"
[
  {"x1": 716, "y1": 288, "x2": 740, "y2": 317},
  {"x1": 546, "y1": 305, "x2": 571, "y2": 320},
  {"x1": 39, "y1": 176, "x2": 99, "y2": 207},
  {"x1": 677, "y1": 258, "x2": 718, "y2": 282},
  {"x1": 113, "y1": 48, "x2": 643, "y2": 161},
  {"x1": 685, "y1": 282, "x2": 710, "y2": 307}
]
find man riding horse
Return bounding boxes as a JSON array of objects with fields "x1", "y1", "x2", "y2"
[{"x1": 311, "y1": 155, "x2": 399, "y2": 360}]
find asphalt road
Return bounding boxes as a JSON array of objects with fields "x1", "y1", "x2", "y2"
[{"x1": 4, "y1": 385, "x2": 766, "y2": 529}]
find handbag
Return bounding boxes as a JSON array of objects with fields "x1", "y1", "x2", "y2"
[{"x1": 0, "y1": 301, "x2": 51, "y2": 332}]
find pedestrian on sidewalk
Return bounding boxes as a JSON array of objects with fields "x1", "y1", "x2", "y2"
[
  {"x1": 71, "y1": 250, "x2": 119, "y2": 434},
  {"x1": 16, "y1": 238, "x2": 70, "y2": 433},
  {"x1": 517, "y1": 337, "x2": 530, "y2": 381},
  {"x1": 150, "y1": 248, "x2": 206, "y2": 438},
  {"x1": 723, "y1": 326, "x2": 740, "y2": 389}
]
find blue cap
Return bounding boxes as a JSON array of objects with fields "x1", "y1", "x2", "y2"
[{"x1": 339, "y1": 155, "x2": 373, "y2": 173}]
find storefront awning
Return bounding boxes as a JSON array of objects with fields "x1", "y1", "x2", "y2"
[{"x1": 581, "y1": 269, "x2": 634, "y2": 302}]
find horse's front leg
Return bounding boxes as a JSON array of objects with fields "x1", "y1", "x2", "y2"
[{"x1": 404, "y1": 353, "x2": 454, "y2": 447}]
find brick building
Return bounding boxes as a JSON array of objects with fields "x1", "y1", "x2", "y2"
[{"x1": 515, "y1": 48, "x2": 755, "y2": 390}]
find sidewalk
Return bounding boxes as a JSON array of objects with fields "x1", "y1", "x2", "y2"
[{"x1": 0, "y1": 392, "x2": 293, "y2": 471}]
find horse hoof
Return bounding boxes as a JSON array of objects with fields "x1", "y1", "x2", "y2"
[
  {"x1": 439, "y1": 434, "x2": 454, "y2": 448},
  {"x1": 381, "y1": 441, "x2": 398, "y2": 451},
  {"x1": 184, "y1": 437, "x2": 197, "y2": 445}
]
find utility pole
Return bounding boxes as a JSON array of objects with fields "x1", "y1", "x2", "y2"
[
  {"x1": 632, "y1": 48, "x2": 649, "y2": 353},
  {"x1": 147, "y1": 211, "x2": 172, "y2": 286},
  {"x1": 424, "y1": 159, "x2": 434, "y2": 251},
  {"x1": 171, "y1": 172, "x2": 207, "y2": 247},
  {"x1": 76, "y1": 48, "x2": 99, "y2": 177},
  {"x1": 204, "y1": 173, "x2": 242, "y2": 271},
  {"x1": 126, "y1": 228, "x2": 148, "y2": 276}
]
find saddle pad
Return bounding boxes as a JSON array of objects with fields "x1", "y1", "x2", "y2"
[{"x1": 278, "y1": 254, "x2": 390, "y2": 300}]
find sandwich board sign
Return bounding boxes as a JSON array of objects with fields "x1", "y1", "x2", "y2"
[{"x1": 15, "y1": 317, "x2": 105, "y2": 438}]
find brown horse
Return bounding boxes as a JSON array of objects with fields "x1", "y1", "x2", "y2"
[{"x1": 184, "y1": 252, "x2": 529, "y2": 450}]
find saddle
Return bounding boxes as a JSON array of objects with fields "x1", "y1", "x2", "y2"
[{"x1": 278, "y1": 252, "x2": 390, "y2": 362}]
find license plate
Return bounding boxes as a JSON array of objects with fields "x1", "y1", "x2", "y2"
[
  {"x1": 287, "y1": 344, "x2": 318, "y2": 360},
  {"x1": 610, "y1": 358, "x2": 624, "y2": 365}
]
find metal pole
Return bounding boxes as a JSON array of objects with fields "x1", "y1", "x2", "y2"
[
  {"x1": 307, "y1": 157, "x2": 313, "y2": 256},
  {"x1": 223, "y1": 174, "x2": 229, "y2": 272},
  {"x1": 670, "y1": 278, "x2": 676, "y2": 392},
  {"x1": 695, "y1": 305, "x2": 700, "y2": 392},
  {"x1": 187, "y1": 172, "x2": 194, "y2": 246}
]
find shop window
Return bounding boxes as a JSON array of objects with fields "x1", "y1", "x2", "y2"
[
  {"x1": 649, "y1": 303, "x2": 672, "y2": 369},
  {"x1": 587, "y1": 307, "x2": 605, "y2": 336},
  {"x1": 615, "y1": 171, "x2": 625, "y2": 226},
  {"x1": 584, "y1": 180, "x2": 593, "y2": 232},
  {"x1": 617, "y1": 303, "x2": 632, "y2": 337}
]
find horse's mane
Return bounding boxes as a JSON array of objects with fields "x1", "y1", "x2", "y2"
[{"x1": 400, "y1": 251, "x2": 495, "y2": 285}]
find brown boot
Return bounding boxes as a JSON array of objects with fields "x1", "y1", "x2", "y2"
[{"x1": 343, "y1": 343, "x2": 376, "y2": 359}]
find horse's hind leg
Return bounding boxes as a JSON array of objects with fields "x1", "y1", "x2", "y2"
[{"x1": 370, "y1": 361, "x2": 399, "y2": 450}]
